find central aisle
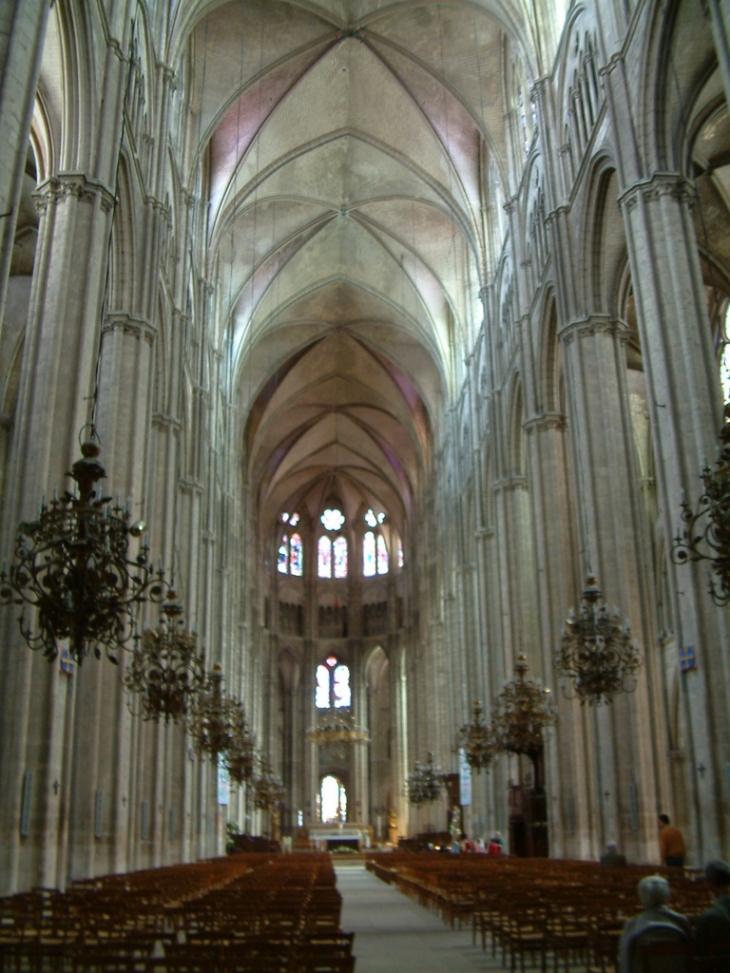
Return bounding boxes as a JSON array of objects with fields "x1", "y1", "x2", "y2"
[{"x1": 335, "y1": 864, "x2": 501, "y2": 972}]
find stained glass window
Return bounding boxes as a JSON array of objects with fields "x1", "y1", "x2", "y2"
[
  {"x1": 315, "y1": 665, "x2": 330, "y2": 708},
  {"x1": 315, "y1": 656, "x2": 351, "y2": 710},
  {"x1": 278, "y1": 515, "x2": 303, "y2": 575},
  {"x1": 321, "y1": 508, "x2": 345, "y2": 531},
  {"x1": 277, "y1": 535, "x2": 289, "y2": 574},
  {"x1": 377, "y1": 534, "x2": 388, "y2": 574},
  {"x1": 363, "y1": 531, "x2": 376, "y2": 577},
  {"x1": 333, "y1": 536, "x2": 348, "y2": 578},
  {"x1": 320, "y1": 775, "x2": 347, "y2": 823},
  {"x1": 333, "y1": 665, "x2": 351, "y2": 707},
  {"x1": 398, "y1": 538, "x2": 404, "y2": 568},
  {"x1": 290, "y1": 533, "x2": 303, "y2": 576},
  {"x1": 318, "y1": 536, "x2": 332, "y2": 578},
  {"x1": 722, "y1": 305, "x2": 730, "y2": 403}
]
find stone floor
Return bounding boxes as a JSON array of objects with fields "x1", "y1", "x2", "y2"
[{"x1": 335, "y1": 863, "x2": 503, "y2": 972}]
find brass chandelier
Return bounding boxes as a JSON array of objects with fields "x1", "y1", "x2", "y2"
[
  {"x1": 124, "y1": 590, "x2": 204, "y2": 723},
  {"x1": 491, "y1": 655, "x2": 556, "y2": 760},
  {"x1": 226, "y1": 709, "x2": 256, "y2": 785},
  {"x1": 0, "y1": 431, "x2": 166, "y2": 664},
  {"x1": 187, "y1": 664, "x2": 244, "y2": 760},
  {"x1": 671, "y1": 405, "x2": 730, "y2": 606},
  {"x1": 407, "y1": 752, "x2": 445, "y2": 806},
  {"x1": 307, "y1": 713, "x2": 370, "y2": 745},
  {"x1": 456, "y1": 700, "x2": 495, "y2": 772},
  {"x1": 555, "y1": 575, "x2": 641, "y2": 705},
  {"x1": 252, "y1": 757, "x2": 285, "y2": 810}
]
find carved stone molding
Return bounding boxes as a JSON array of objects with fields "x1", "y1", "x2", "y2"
[
  {"x1": 493, "y1": 475, "x2": 528, "y2": 494},
  {"x1": 179, "y1": 478, "x2": 204, "y2": 497},
  {"x1": 34, "y1": 173, "x2": 115, "y2": 214},
  {"x1": 152, "y1": 413, "x2": 182, "y2": 433},
  {"x1": 559, "y1": 315, "x2": 628, "y2": 344},
  {"x1": 618, "y1": 173, "x2": 696, "y2": 214},
  {"x1": 102, "y1": 312, "x2": 156, "y2": 345},
  {"x1": 524, "y1": 413, "x2": 567, "y2": 434}
]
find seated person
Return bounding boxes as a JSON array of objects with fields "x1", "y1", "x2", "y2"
[
  {"x1": 618, "y1": 875, "x2": 691, "y2": 973},
  {"x1": 600, "y1": 840, "x2": 628, "y2": 867},
  {"x1": 695, "y1": 860, "x2": 730, "y2": 961}
]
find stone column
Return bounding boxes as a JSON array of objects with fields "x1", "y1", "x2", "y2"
[
  {"x1": 66, "y1": 310, "x2": 157, "y2": 881},
  {"x1": 0, "y1": 171, "x2": 119, "y2": 894},
  {"x1": 523, "y1": 414, "x2": 591, "y2": 858},
  {"x1": 559, "y1": 315, "x2": 663, "y2": 862},
  {"x1": 706, "y1": 0, "x2": 730, "y2": 110},
  {"x1": 0, "y1": 1, "x2": 50, "y2": 335},
  {"x1": 620, "y1": 173, "x2": 730, "y2": 861}
]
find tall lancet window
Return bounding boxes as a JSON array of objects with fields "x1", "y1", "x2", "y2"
[
  {"x1": 318, "y1": 507, "x2": 347, "y2": 578},
  {"x1": 277, "y1": 512, "x2": 302, "y2": 576},
  {"x1": 363, "y1": 509, "x2": 388, "y2": 576},
  {"x1": 315, "y1": 655, "x2": 351, "y2": 709}
]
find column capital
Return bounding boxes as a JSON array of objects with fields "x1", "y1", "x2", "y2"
[
  {"x1": 559, "y1": 315, "x2": 629, "y2": 345},
  {"x1": 151, "y1": 412, "x2": 182, "y2": 433},
  {"x1": 33, "y1": 173, "x2": 116, "y2": 214},
  {"x1": 524, "y1": 413, "x2": 567, "y2": 435},
  {"x1": 102, "y1": 312, "x2": 157, "y2": 345},
  {"x1": 618, "y1": 173, "x2": 696, "y2": 213},
  {"x1": 493, "y1": 475, "x2": 528, "y2": 494}
]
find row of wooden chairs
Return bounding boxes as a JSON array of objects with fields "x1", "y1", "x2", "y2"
[
  {"x1": 0, "y1": 855, "x2": 354, "y2": 973},
  {"x1": 365, "y1": 852, "x2": 718, "y2": 972}
]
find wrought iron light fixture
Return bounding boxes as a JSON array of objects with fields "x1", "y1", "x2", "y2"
[
  {"x1": 407, "y1": 752, "x2": 445, "y2": 806},
  {"x1": 492, "y1": 655, "x2": 556, "y2": 760},
  {"x1": 252, "y1": 757, "x2": 285, "y2": 810},
  {"x1": 124, "y1": 590, "x2": 204, "y2": 723},
  {"x1": 0, "y1": 430, "x2": 166, "y2": 664},
  {"x1": 671, "y1": 406, "x2": 730, "y2": 606},
  {"x1": 555, "y1": 576, "x2": 641, "y2": 705},
  {"x1": 456, "y1": 700, "x2": 495, "y2": 772},
  {"x1": 187, "y1": 663, "x2": 243, "y2": 760}
]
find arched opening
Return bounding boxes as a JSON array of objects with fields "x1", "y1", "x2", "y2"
[{"x1": 320, "y1": 775, "x2": 347, "y2": 824}]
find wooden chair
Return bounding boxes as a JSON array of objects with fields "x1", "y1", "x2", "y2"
[{"x1": 625, "y1": 922, "x2": 693, "y2": 973}]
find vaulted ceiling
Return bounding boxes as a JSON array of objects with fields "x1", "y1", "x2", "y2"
[{"x1": 180, "y1": 0, "x2": 544, "y2": 533}]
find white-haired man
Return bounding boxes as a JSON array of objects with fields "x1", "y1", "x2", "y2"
[{"x1": 617, "y1": 875, "x2": 690, "y2": 973}]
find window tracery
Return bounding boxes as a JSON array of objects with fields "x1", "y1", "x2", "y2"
[
  {"x1": 318, "y1": 508, "x2": 347, "y2": 578},
  {"x1": 315, "y1": 655, "x2": 351, "y2": 709},
  {"x1": 277, "y1": 513, "x2": 303, "y2": 576},
  {"x1": 363, "y1": 510, "x2": 388, "y2": 576}
]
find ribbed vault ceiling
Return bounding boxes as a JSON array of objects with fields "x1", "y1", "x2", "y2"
[{"x1": 183, "y1": 0, "x2": 536, "y2": 530}]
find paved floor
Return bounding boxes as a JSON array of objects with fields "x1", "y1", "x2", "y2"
[{"x1": 335, "y1": 864, "x2": 502, "y2": 972}]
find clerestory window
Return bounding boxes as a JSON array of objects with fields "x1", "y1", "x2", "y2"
[
  {"x1": 317, "y1": 508, "x2": 347, "y2": 578},
  {"x1": 363, "y1": 509, "x2": 388, "y2": 576},
  {"x1": 277, "y1": 512, "x2": 303, "y2": 576},
  {"x1": 315, "y1": 655, "x2": 351, "y2": 709}
]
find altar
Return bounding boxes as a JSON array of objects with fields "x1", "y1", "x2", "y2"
[{"x1": 307, "y1": 823, "x2": 372, "y2": 852}]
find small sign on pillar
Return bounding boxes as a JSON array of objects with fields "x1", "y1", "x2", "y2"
[{"x1": 679, "y1": 645, "x2": 696, "y2": 673}]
